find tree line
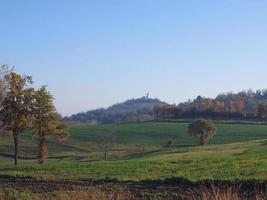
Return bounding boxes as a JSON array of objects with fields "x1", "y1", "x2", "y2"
[
  {"x1": 0, "y1": 65, "x2": 69, "y2": 166},
  {"x1": 154, "y1": 90, "x2": 267, "y2": 121}
]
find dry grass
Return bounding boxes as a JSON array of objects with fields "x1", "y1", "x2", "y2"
[
  {"x1": 0, "y1": 187, "x2": 135, "y2": 200},
  {"x1": 32, "y1": 189, "x2": 134, "y2": 200},
  {"x1": 0, "y1": 184, "x2": 266, "y2": 200},
  {"x1": 182, "y1": 185, "x2": 266, "y2": 200}
]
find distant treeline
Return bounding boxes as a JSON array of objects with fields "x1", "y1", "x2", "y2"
[
  {"x1": 62, "y1": 97, "x2": 166, "y2": 124},
  {"x1": 154, "y1": 89, "x2": 267, "y2": 121}
]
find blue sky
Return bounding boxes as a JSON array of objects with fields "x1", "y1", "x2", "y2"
[{"x1": 1, "y1": 1, "x2": 267, "y2": 116}]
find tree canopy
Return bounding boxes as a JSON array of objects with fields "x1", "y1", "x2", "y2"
[
  {"x1": 0, "y1": 66, "x2": 68, "y2": 166},
  {"x1": 0, "y1": 72, "x2": 35, "y2": 165}
]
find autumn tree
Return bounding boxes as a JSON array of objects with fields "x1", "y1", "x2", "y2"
[
  {"x1": 1, "y1": 72, "x2": 35, "y2": 166},
  {"x1": 188, "y1": 119, "x2": 216, "y2": 146},
  {"x1": 32, "y1": 86, "x2": 69, "y2": 164}
]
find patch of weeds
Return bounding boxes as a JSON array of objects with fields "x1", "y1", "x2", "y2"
[{"x1": 2, "y1": 188, "x2": 33, "y2": 200}]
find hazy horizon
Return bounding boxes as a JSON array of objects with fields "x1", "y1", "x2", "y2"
[{"x1": 1, "y1": 1, "x2": 267, "y2": 115}]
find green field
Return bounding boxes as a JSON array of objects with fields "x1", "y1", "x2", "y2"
[{"x1": 1, "y1": 122, "x2": 267, "y2": 181}]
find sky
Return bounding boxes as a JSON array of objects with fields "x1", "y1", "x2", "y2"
[{"x1": 1, "y1": 0, "x2": 267, "y2": 116}]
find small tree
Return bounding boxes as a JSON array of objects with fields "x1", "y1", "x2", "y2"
[
  {"x1": 188, "y1": 119, "x2": 216, "y2": 146},
  {"x1": 1, "y1": 72, "x2": 35, "y2": 166},
  {"x1": 100, "y1": 133, "x2": 115, "y2": 161},
  {"x1": 165, "y1": 138, "x2": 176, "y2": 148},
  {"x1": 32, "y1": 86, "x2": 69, "y2": 164}
]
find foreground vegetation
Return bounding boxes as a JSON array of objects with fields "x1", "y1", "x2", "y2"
[
  {"x1": 1, "y1": 139, "x2": 267, "y2": 181},
  {"x1": 0, "y1": 182, "x2": 266, "y2": 200}
]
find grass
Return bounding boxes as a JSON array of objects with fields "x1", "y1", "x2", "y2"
[
  {"x1": 1, "y1": 140, "x2": 267, "y2": 181},
  {"x1": 1, "y1": 122, "x2": 267, "y2": 182},
  {"x1": 0, "y1": 182, "x2": 266, "y2": 200}
]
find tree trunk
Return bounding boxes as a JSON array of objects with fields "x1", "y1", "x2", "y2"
[
  {"x1": 39, "y1": 136, "x2": 45, "y2": 164},
  {"x1": 13, "y1": 131, "x2": 18, "y2": 166},
  {"x1": 200, "y1": 133, "x2": 205, "y2": 146},
  {"x1": 39, "y1": 129, "x2": 47, "y2": 164},
  {"x1": 104, "y1": 145, "x2": 107, "y2": 161},
  {"x1": 155, "y1": 111, "x2": 159, "y2": 121}
]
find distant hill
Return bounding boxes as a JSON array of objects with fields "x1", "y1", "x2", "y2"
[{"x1": 62, "y1": 97, "x2": 167, "y2": 124}]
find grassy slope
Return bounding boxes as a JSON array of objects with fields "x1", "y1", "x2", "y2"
[{"x1": 1, "y1": 122, "x2": 267, "y2": 181}]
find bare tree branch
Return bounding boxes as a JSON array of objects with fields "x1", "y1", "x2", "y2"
[{"x1": 100, "y1": 132, "x2": 116, "y2": 161}]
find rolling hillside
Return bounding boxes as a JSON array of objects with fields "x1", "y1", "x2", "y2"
[
  {"x1": 62, "y1": 97, "x2": 166, "y2": 124},
  {"x1": 1, "y1": 122, "x2": 267, "y2": 181},
  {"x1": 1, "y1": 122, "x2": 267, "y2": 162}
]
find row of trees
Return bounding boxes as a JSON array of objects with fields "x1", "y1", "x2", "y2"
[
  {"x1": 0, "y1": 65, "x2": 69, "y2": 166},
  {"x1": 154, "y1": 91, "x2": 267, "y2": 121}
]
